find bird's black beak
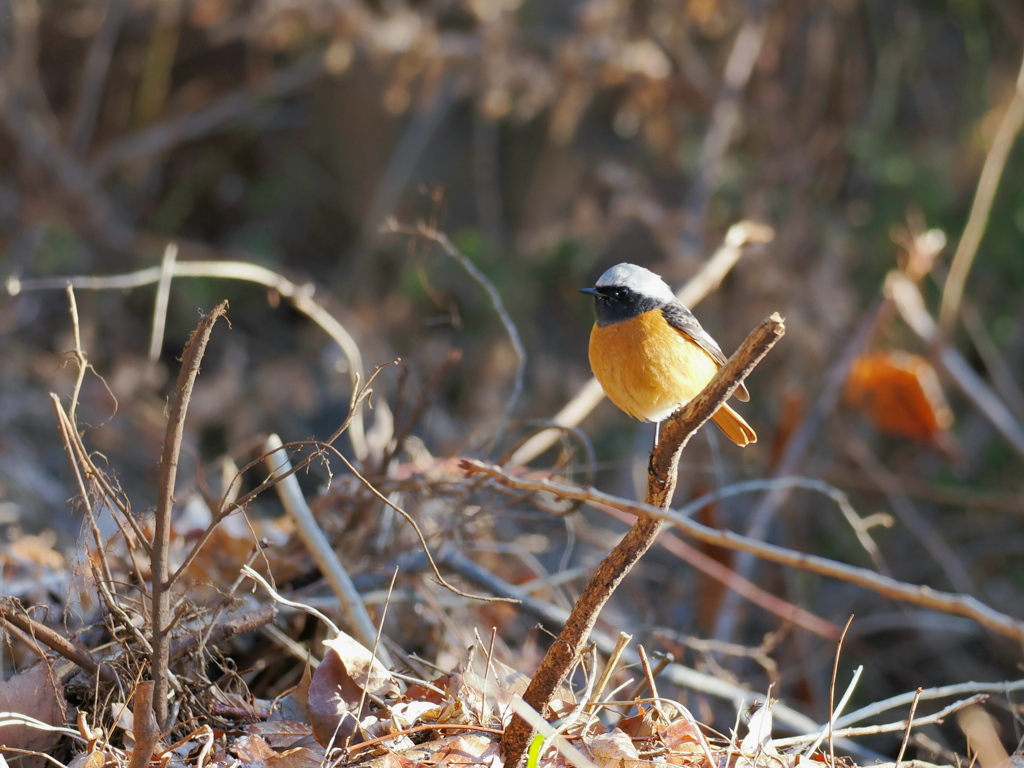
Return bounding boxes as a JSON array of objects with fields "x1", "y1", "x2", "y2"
[{"x1": 579, "y1": 287, "x2": 599, "y2": 296}]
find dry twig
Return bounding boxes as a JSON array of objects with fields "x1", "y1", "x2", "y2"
[
  {"x1": 466, "y1": 461, "x2": 1024, "y2": 643},
  {"x1": 263, "y1": 433, "x2": 394, "y2": 665},
  {"x1": 151, "y1": 301, "x2": 230, "y2": 729},
  {"x1": 8, "y1": 255, "x2": 371, "y2": 460},
  {"x1": 939, "y1": 52, "x2": 1024, "y2": 333}
]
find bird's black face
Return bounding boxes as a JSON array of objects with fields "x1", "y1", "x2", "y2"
[{"x1": 580, "y1": 284, "x2": 663, "y2": 327}]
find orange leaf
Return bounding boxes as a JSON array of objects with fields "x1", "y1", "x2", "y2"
[{"x1": 845, "y1": 351, "x2": 953, "y2": 445}]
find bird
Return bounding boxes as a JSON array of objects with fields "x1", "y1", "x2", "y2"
[{"x1": 580, "y1": 262, "x2": 756, "y2": 446}]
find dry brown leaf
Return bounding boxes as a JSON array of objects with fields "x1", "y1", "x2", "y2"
[
  {"x1": 0, "y1": 661, "x2": 66, "y2": 768},
  {"x1": 272, "y1": 659, "x2": 312, "y2": 723},
  {"x1": 249, "y1": 721, "x2": 314, "y2": 750},
  {"x1": 845, "y1": 350, "x2": 954, "y2": 445},
  {"x1": 428, "y1": 733, "x2": 500, "y2": 767},
  {"x1": 321, "y1": 633, "x2": 397, "y2": 699},
  {"x1": 376, "y1": 753, "x2": 423, "y2": 768},
  {"x1": 619, "y1": 707, "x2": 660, "y2": 738},
  {"x1": 66, "y1": 751, "x2": 108, "y2": 768},
  {"x1": 266, "y1": 747, "x2": 324, "y2": 768},
  {"x1": 231, "y1": 733, "x2": 278, "y2": 763},
  {"x1": 307, "y1": 632, "x2": 397, "y2": 747},
  {"x1": 661, "y1": 712, "x2": 713, "y2": 768},
  {"x1": 588, "y1": 728, "x2": 640, "y2": 768}
]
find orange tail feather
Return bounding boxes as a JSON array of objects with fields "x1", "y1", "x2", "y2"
[{"x1": 712, "y1": 404, "x2": 757, "y2": 446}]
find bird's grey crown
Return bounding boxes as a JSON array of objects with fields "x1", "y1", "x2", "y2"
[{"x1": 595, "y1": 263, "x2": 676, "y2": 303}]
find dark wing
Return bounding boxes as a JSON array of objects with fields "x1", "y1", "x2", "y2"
[{"x1": 661, "y1": 301, "x2": 750, "y2": 402}]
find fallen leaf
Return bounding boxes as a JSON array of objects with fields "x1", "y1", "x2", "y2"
[
  {"x1": 66, "y1": 751, "x2": 108, "y2": 768},
  {"x1": 307, "y1": 631, "x2": 397, "y2": 748},
  {"x1": 0, "y1": 661, "x2": 66, "y2": 768},
  {"x1": 845, "y1": 351, "x2": 953, "y2": 445},
  {"x1": 588, "y1": 728, "x2": 640, "y2": 768},
  {"x1": 231, "y1": 733, "x2": 277, "y2": 763}
]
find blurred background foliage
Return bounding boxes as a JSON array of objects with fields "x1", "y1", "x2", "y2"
[{"x1": 2, "y1": 0, "x2": 1024, "y2": 759}]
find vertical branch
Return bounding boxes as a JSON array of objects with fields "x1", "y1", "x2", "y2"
[
  {"x1": 498, "y1": 314, "x2": 784, "y2": 768},
  {"x1": 939, "y1": 52, "x2": 1024, "y2": 334},
  {"x1": 150, "y1": 301, "x2": 230, "y2": 730}
]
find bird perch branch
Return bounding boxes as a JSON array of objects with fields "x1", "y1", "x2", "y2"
[{"x1": 492, "y1": 312, "x2": 785, "y2": 768}]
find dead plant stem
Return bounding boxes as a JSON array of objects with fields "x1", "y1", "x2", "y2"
[
  {"x1": 939, "y1": 51, "x2": 1024, "y2": 333},
  {"x1": 151, "y1": 301, "x2": 229, "y2": 730}
]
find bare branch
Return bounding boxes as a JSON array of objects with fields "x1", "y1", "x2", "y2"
[{"x1": 497, "y1": 312, "x2": 785, "y2": 768}]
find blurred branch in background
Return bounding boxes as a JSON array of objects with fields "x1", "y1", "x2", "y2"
[
  {"x1": 7, "y1": 254, "x2": 371, "y2": 459},
  {"x1": 939, "y1": 50, "x2": 1024, "y2": 335},
  {"x1": 680, "y1": 1, "x2": 772, "y2": 258}
]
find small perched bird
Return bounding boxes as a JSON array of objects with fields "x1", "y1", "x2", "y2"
[{"x1": 581, "y1": 263, "x2": 756, "y2": 446}]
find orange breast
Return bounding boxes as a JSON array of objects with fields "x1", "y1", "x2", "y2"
[{"x1": 589, "y1": 310, "x2": 721, "y2": 422}]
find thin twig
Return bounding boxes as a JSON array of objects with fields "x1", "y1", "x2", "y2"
[
  {"x1": 385, "y1": 220, "x2": 525, "y2": 443},
  {"x1": 896, "y1": 688, "x2": 923, "y2": 768},
  {"x1": 151, "y1": 301, "x2": 230, "y2": 729},
  {"x1": 586, "y1": 632, "x2": 632, "y2": 715},
  {"x1": 0, "y1": 599, "x2": 118, "y2": 684},
  {"x1": 834, "y1": 680, "x2": 1024, "y2": 732},
  {"x1": 50, "y1": 396, "x2": 152, "y2": 654},
  {"x1": 241, "y1": 566, "x2": 339, "y2": 636},
  {"x1": 939, "y1": 52, "x2": 1024, "y2": 333},
  {"x1": 328, "y1": 446, "x2": 517, "y2": 604},
  {"x1": 463, "y1": 463, "x2": 1024, "y2": 643},
  {"x1": 772, "y1": 693, "x2": 990, "y2": 747}
]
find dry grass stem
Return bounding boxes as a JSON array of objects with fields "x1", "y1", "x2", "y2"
[
  {"x1": 895, "y1": 688, "x2": 923, "y2": 768},
  {"x1": 385, "y1": 220, "x2": 526, "y2": 442},
  {"x1": 585, "y1": 632, "x2": 632, "y2": 715},
  {"x1": 8, "y1": 258, "x2": 370, "y2": 460},
  {"x1": 773, "y1": 693, "x2": 989, "y2": 747},
  {"x1": 939, "y1": 52, "x2": 1024, "y2": 333},
  {"x1": 263, "y1": 433, "x2": 392, "y2": 663}
]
